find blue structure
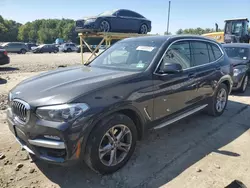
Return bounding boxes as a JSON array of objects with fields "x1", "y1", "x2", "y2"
[{"x1": 55, "y1": 38, "x2": 64, "y2": 45}]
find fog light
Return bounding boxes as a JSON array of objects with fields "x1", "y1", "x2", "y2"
[{"x1": 44, "y1": 135, "x2": 61, "y2": 140}]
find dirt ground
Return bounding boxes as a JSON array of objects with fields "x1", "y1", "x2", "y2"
[{"x1": 0, "y1": 53, "x2": 250, "y2": 188}]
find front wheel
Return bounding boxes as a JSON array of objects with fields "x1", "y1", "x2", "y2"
[
  {"x1": 99, "y1": 20, "x2": 111, "y2": 32},
  {"x1": 239, "y1": 74, "x2": 248, "y2": 93},
  {"x1": 206, "y1": 83, "x2": 229, "y2": 116},
  {"x1": 84, "y1": 113, "x2": 137, "y2": 174},
  {"x1": 54, "y1": 49, "x2": 58, "y2": 53}
]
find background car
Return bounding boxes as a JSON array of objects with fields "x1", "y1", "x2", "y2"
[
  {"x1": 59, "y1": 43, "x2": 78, "y2": 52},
  {"x1": 32, "y1": 44, "x2": 59, "y2": 53},
  {"x1": 77, "y1": 44, "x2": 99, "y2": 53},
  {"x1": 223, "y1": 43, "x2": 250, "y2": 93},
  {"x1": 25, "y1": 43, "x2": 38, "y2": 51},
  {"x1": 0, "y1": 42, "x2": 28, "y2": 54},
  {"x1": 75, "y1": 9, "x2": 151, "y2": 34},
  {"x1": 0, "y1": 49, "x2": 10, "y2": 65}
]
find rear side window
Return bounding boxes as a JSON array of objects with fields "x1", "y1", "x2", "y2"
[
  {"x1": 207, "y1": 44, "x2": 216, "y2": 62},
  {"x1": 191, "y1": 41, "x2": 210, "y2": 66},
  {"x1": 211, "y1": 44, "x2": 223, "y2": 59}
]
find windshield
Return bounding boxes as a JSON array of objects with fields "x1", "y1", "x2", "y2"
[
  {"x1": 98, "y1": 9, "x2": 117, "y2": 16},
  {"x1": 224, "y1": 47, "x2": 249, "y2": 60},
  {"x1": 89, "y1": 39, "x2": 163, "y2": 71},
  {"x1": 225, "y1": 21, "x2": 244, "y2": 35}
]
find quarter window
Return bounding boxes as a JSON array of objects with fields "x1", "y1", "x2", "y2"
[
  {"x1": 191, "y1": 41, "x2": 210, "y2": 66},
  {"x1": 159, "y1": 41, "x2": 191, "y2": 70},
  {"x1": 207, "y1": 44, "x2": 216, "y2": 62},
  {"x1": 211, "y1": 44, "x2": 222, "y2": 59}
]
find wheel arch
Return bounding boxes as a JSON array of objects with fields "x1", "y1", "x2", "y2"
[{"x1": 218, "y1": 75, "x2": 233, "y2": 94}]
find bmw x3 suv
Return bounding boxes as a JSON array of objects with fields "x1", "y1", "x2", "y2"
[{"x1": 7, "y1": 35, "x2": 233, "y2": 174}]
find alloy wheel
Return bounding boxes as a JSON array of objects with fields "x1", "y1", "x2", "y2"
[
  {"x1": 98, "y1": 124, "x2": 132, "y2": 167},
  {"x1": 216, "y1": 88, "x2": 227, "y2": 112},
  {"x1": 140, "y1": 24, "x2": 148, "y2": 34},
  {"x1": 100, "y1": 21, "x2": 110, "y2": 32}
]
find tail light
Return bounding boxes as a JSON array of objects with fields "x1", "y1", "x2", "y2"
[{"x1": 4, "y1": 51, "x2": 7, "y2": 56}]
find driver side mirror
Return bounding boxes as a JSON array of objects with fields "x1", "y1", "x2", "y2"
[{"x1": 159, "y1": 63, "x2": 183, "y2": 74}]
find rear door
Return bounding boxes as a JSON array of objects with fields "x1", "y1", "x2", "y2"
[{"x1": 190, "y1": 40, "x2": 223, "y2": 102}]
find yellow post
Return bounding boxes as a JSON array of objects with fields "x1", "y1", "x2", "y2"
[{"x1": 80, "y1": 34, "x2": 84, "y2": 64}]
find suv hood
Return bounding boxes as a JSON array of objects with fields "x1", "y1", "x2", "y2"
[
  {"x1": 10, "y1": 66, "x2": 139, "y2": 107},
  {"x1": 229, "y1": 58, "x2": 249, "y2": 66}
]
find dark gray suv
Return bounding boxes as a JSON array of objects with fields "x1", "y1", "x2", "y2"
[{"x1": 7, "y1": 35, "x2": 233, "y2": 174}]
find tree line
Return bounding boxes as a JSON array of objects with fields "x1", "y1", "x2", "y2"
[{"x1": 0, "y1": 15, "x2": 250, "y2": 44}]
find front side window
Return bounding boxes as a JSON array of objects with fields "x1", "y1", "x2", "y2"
[
  {"x1": 191, "y1": 41, "x2": 210, "y2": 66},
  {"x1": 90, "y1": 40, "x2": 163, "y2": 71},
  {"x1": 224, "y1": 47, "x2": 249, "y2": 60},
  {"x1": 159, "y1": 41, "x2": 191, "y2": 71}
]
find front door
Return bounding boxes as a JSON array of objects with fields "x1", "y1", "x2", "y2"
[
  {"x1": 113, "y1": 10, "x2": 134, "y2": 32},
  {"x1": 153, "y1": 40, "x2": 199, "y2": 121}
]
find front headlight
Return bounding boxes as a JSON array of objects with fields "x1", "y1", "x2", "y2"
[
  {"x1": 36, "y1": 103, "x2": 89, "y2": 122},
  {"x1": 85, "y1": 18, "x2": 96, "y2": 23},
  {"x1": 233, "y1": 68, "x2": 242, "y2": 76}
]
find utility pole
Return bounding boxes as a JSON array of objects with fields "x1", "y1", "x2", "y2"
[{"x1": 166, "y1": 1, "x2": 171, "y2": 35}]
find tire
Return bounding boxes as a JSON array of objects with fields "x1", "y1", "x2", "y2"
[
  {"x1": 206, "y1": 83, "x2": 229, "y2": 116},
  {"x1": 239, "y1": 74, "x2": 248, "y2": 93},
  {"x1": 84, "y1": 113, "x2": 137, "y2": 174},
  {"x1": 139, "y1": 24, "x2": 148, "y2": 34},
  {"x1": 20, "y1": 49, "x2": 27, "y2": 54},
  {"x1": 54, "y1": 49, "x2": 58, "y2": 53},
  {"x1": 99, "y1": 20, "x2": 111, "y2": 32}
]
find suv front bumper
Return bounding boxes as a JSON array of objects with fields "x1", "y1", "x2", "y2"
[{"x1": 6, "y1": 107, "x2": 90, "y2": 165}]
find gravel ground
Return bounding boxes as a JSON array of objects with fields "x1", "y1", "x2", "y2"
[{"x1": 0, "y1": 53, "x2": 250, "y2": 188}]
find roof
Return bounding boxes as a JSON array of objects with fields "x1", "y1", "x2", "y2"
[
  {"x1": 122, "y1": 34, "x2": 219, "y2": 44},
  {"x1": 224, "y1": 18, "x2": 249, "y2": 22},
  {"x1": 222, "y1": 43, "x2": 250, "y2": 48}
]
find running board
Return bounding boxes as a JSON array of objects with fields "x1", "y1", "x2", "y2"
[{"x1": 154, "y1": 104, "x2": 208, "y2": 129}]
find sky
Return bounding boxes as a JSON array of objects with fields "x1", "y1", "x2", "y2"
[{"x1": 0, "y1": 0, "x2": 249, "y2": 34}]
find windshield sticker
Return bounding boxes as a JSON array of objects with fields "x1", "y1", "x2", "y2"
[
  {"x1": 243, "y1": 57, "x2": 247, "y2": 60},
  {"x1": 136, "y1": 46, "x2": 155, "y2": 52},
  {"x1": 136, "y1": 63, "x2": 145, "y2": 68}
]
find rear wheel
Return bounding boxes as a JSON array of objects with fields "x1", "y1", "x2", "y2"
[
  {"x1": 84, "y1": 113, "x2": 137, "y2": 174},
  {"x1": 239, "y1": 74, "x2": 248, "y2": 93},
  {"x1": 54, "y1": 49, "x2": 58, "y2": 53},
  {"x1": 206, "y1": 83, "x2": 228, "y2": 116},
  {"x1": 139, "y1": 24, "x2": 148, "y2": 34},
  {"x1": 20, "y1": 49, "x2": 27, "y2": 54}
]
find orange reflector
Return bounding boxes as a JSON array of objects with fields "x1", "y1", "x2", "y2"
[{"x1": 76, "y1": 141, "x2": 81, "y2": 158}]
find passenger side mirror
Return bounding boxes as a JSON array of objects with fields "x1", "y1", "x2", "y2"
[{"x1": 159, "y1": 63, "x2": 183, "y2": 74}]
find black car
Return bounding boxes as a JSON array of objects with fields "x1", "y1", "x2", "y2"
[
  {"x1": 75, "y1": 9, "x2": 151, "y2": 34},
  {"x1": 77, "y1": 45, "x2": 99, "y2": 53},
  {"x1": 7, "y1": 35, "x2": 233, "y2": 174},
  {"x1": 0, "y1": 49, "x2": 10, "y2": 65},
  {"x1": 32, "y1": 44, "x2": 59, "y2": 53},
  {"x1": 222, "y1": 43, "x2": 250, "y2": 93},
  {"x1": 25, "y1": 43, "x2": 38, "y2": 51}
]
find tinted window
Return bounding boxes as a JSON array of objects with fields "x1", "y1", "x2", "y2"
[
  {"x1": 224, "y1": 47, "x2": 249, "y2": 60},
  {"x1": 118, "y1": 10, "x2": 128, "y2": 17},
  {"x1": 191, "y1": 41, "x2": 210, "y2": 66},
  {"x1": 70, "y1": 44, "x2": 75, "y2": 47},
  {"x1": 160, "y1": 41, "x2": 191, "y2": 70},
  {"x1": 207, "y1": 44, "x2": 216, "y2": 62},
  {"x1": 211, "y1": 44, "x2": 222, "y2": 59},
  {"x1": 127, "y1": 11, "x2": 143, "y2": 18}
]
